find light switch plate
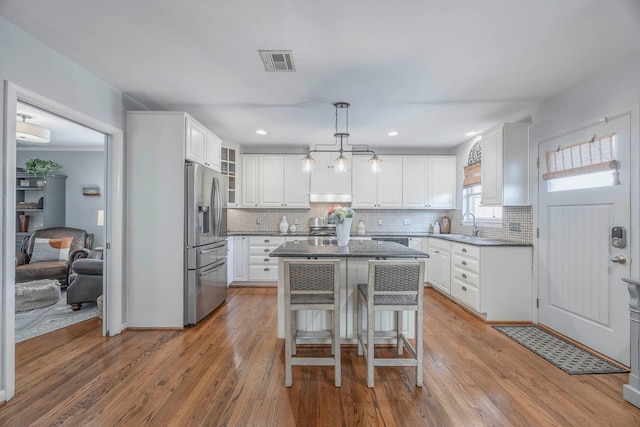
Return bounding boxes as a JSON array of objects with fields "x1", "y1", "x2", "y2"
[
  {"x1": 377, "y1": 218, "x2": 383, "y2": 226},
  {"x1": 256, "y1": 218, "x2": 261, "y2": 225},
  {"x1": 509, "y1": 222, "x2": 521, "y2": 232}
]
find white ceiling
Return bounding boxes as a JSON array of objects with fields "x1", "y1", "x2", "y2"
[
  {"x1": 3, "y1": 0, "x2": 640, "y2": 150},
  {"x1": 16, "y1": 103, "x2": 105, "y2": 150}
]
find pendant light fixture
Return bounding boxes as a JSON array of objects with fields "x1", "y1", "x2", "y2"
[
  {"x1": 16, "y1": 114, "x2": 50, "y2": 143},
  {"x1": 302, "y1": 102, "x2": 382, "y2": 173}
]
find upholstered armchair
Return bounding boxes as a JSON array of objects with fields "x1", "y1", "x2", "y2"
[{"x1": 15, "y1": 227, "x2": 94, "y2": 287}]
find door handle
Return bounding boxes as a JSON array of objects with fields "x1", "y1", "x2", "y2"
[{"x1": 611, "y1": 255, "x2": 627, "y2": 264}]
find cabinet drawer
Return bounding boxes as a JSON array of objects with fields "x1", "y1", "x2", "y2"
[
  {"x1": 249, "y1": 255, "x2": 278, "y2": 266},
  {"x1": 451, "y1": 278, "x2": 480, "y2": 311},
  {"x1": 451, "y1": 243, "x2": 479, "y2": 260},
  {"x1": 428, "y1": 238, "x2": 450, "y2": 252},
  {"x1": 248, "y1": 236, "x2": 285, "y2": 246},
  {"x1": 453, "y1": 256, "x2": 479, "y2": 273},
  {"x1": 453, "y1": 266, "x2": 479, "y2": 287},
  {"x1": 249, "y1": 245, "x2": 280, "y2": 256},
  {"x1": 249, "y1": 265, "x2": 279, "y2": 281}
]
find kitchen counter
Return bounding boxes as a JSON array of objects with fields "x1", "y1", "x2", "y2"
[
  {"x1": 269, "y1": 239, "x2": 428, "y2": 258},
  {"x1": 270, "y1": 239, "x2": 427, "y2": 341},
  {"x1": 229, "y1": 230, "x2": 531, "y2": 247}
]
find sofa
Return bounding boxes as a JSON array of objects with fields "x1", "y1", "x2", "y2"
[
  {"x1": 16, "y1": 227, "x2": 94, "y2": 287},
  {"x1": 67, "y1": 258, "x2": 103, "y2": 311}
]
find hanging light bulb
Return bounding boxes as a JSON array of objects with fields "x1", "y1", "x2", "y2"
[
  {"x1": 334, "y1": 152, "x2": 348, "y2": 173},
  {"x1": 301, "y1": 152, "x2": 315, "y2": 173},
  {"x1": 368, "y1": 153, "x2": 383, "y2": 173}
]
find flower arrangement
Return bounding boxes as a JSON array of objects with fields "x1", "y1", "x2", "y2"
[{"x1": 326, "y1": 204, "x2": 355, "y2": 224}]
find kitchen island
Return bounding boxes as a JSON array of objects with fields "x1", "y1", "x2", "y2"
[{"x1": 270, "y1": 238, "x2": 428, "y2": 342}]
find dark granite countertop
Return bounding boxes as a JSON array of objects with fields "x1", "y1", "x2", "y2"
[
  {"x1": 269, "y1": 239, "x2": 428, "y2": 258},
  {"x1": 228, "y1": 230, "x2": 531, "y2": 247},
  {"x1": 424, "y1": 234, "x2": 531, "y2": 247}
]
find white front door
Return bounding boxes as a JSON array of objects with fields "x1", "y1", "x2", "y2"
[{"x1": 538, "y1": 114, "x2": 631, "y2": 365}]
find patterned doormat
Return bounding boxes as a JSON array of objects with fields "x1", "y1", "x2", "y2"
[
  {"x1": 15, "y1": 290, "x2": 98, "y2": 343},
  {"x1": 494, "y1": 325, "x2": 629, "y2": 375}
]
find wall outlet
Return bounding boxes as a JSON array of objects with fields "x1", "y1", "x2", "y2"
[
  {"x1": 293, "y1": 218, "x2": 299, "y2": 225},
  {"x1": 377, "y1": 218, "x2": 383, "y2": 226},
  {"x1": 403, "y1": 219, "x2": 410, "y2": 225},
  {"x1": 509, "y1": 222, "x2": 521, "y2": 232},
  {"x1": 256, "y1": 218, "x2": 261, "y2": 225}
]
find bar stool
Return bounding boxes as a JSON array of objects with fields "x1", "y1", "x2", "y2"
[
  {"x1": 283, "y1": 258, "x2": 341, "y2": 387},
  {"x1": 357, "y1": 259, "x2": 425, "y2": 387}
]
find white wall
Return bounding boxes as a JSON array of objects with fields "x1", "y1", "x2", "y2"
[
  {"x1": 0, "y1": 18, "x2": 126, "y2": 400},
  {"x1": 16, "y1": 151, "x2": 106, "y2": 247},
  {"x1": 530, "y1": 51, "x2": 640, "y2": 282}
]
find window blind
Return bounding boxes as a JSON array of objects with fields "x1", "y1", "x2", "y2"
[
  {"x1": 463, "y1": 162, "x2": 481, "y2": 188},
  {"x1": 543, "y1": 133, "x2": 618, "y2": 181}
]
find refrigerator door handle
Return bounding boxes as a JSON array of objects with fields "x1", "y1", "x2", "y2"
[
  {"x1": 198, "y1": 259, "x2": 226, "y2": 277},
  {"x1": 213, "y1": 176, "x2": 222, "y2": 237}
]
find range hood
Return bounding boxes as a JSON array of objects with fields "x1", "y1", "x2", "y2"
[{"x1": 309, "y1": 193, "x2": 352, "y2": 203}]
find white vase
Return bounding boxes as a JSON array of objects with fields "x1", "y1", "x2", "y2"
[
  {"x1": 279, "y1": 216, "x2": 289, "y2": 233},
  {"x1": 335, "y1": 217, "x2": 353, "y2": 247}
]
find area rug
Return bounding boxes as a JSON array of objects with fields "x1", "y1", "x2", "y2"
[
  {"x1": 494, "y1": 325, "x2": 629, "y2": 375},
  {"x1": 15, "y1": 290, "x2": 98, "y2": 343}
]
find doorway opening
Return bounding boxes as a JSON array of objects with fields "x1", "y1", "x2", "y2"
[{"x1": 14, "y1": 101, "x2": 106, "y2": 342}]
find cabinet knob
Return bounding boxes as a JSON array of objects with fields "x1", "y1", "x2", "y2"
[
  {"x1": 462, "y1": 286, "x2": 467, "y2": 291},
  {"x1": 462, "y1": 261, "x2": 467, "y2": 266},
  {"x1": 264, "y1": 249, "x2": 270, "y2": 252},
  {"x1": 264, "y1": 258, "x2": 269, "y2": 262},
  {"x1": 264, "y1": 268, "x2": 270, "y2": 271},
  {"x1": 462, "y1": 248, "x2": 467, "y2": 253},
  {"x1": 462, "y1": 273, "x2": 467, "y2": 279},
  {"x1": 264, "y1": 239, "x2": 270, "y2": 242}
]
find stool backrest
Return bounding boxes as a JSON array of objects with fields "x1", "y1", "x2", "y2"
[
  {"x1": 368, "y1": 260, "x2": 425, "y2": 297},
  {"x1": 284, "y1": 259, "x2": 340, "y2": 296}
]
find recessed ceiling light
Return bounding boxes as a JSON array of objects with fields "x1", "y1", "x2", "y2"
[
  {"x1": 256, "y1": 129, "x2": 267, "y2": 135},
  {"x1": 465, "y1": 131, "x2": 478, "y2": 137},
  {"x1": 387, "y1": 131, "x2": 399, "y2": 136}
]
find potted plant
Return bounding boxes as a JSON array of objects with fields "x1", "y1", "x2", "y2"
[{"x1": 25, "y1": 159, "x2": 63, "y2": 187}]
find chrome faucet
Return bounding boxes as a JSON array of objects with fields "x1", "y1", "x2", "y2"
[{"x1": 461, "y1": 212, "x2": 480, "y2": 237}]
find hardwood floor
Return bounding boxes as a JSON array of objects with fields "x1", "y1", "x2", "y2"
[{"x1": 2, "y1": 287, "x2": 639, "y2": 426}]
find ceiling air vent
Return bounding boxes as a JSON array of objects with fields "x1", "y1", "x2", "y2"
[{"x1": 259, "y1": 50, "x2": 296, "y2": 72}]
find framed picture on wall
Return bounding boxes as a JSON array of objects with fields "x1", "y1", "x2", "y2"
[{"x1": 82, "y1": 185, "x2": 100, "y2": 196}]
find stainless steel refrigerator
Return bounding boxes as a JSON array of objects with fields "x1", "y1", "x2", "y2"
[{"x1": 185, "y1": 162, "x2": 228, "y2": 325}]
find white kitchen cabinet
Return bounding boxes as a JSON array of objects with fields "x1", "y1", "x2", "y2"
[
  {"x1": 242, "y1": 155, "x2": 310, "y2": 208},
  {"x1": 185, "y1": 117, "x2": 222, "y2": 171},
  {"x1": 221, "y1": 144, "x2": 239, "y2": 207},
  {"x1": 402, "y1": 156, "x2": 456, "y2": 209},
  {"x1": 309, "y1": 151, "x2": 352, "y2": 196},
  {"x1": 226, "y1": 237, "x2": 234, "y2": 285},
  {"x1": 248, "y1": 236, "x2": 284, "y2": 282},
  {"x1": 259, "y1": 156, "x2": 285, "y2": 207},
  {"x1": 206, "y1": 131, "x2": 221, "y2": 172},
  {"x1": 233, "y1": 236, "x2": 248, "y2": 282},
  {"x1": 481, "y1": 123, "x2": 530, "y2": 206},
  {"x1": 283, "y1": 156, "x2": 310, "y2": 207},
  {"x1": 449, "y1": 242, "x2": 532, "y2": 321},
  {"x1": 425, "y1": 238, "x2": 451, "y2": 294},
  {"x1": 241, "y1": 156, "x2": 259, "y2": 207},
  {"x1": 351, "y1": 156, "x2": 403, "y2": 208},
  {"x1": 185, "y1": 117, "x2": 207, "y2": 166}
]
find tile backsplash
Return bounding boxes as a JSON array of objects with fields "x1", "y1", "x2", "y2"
[{"x1": 227, "y1": 204, "x2": 533, "y2": 244}]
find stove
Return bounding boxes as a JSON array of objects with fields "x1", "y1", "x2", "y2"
[{"x1": 308, "y1": 225, "x2": 336, "y2": 236}]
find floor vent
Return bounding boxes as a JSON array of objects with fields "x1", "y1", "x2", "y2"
[{"x1": 259, "y1": 50, "x2": 296, "y2": 72}]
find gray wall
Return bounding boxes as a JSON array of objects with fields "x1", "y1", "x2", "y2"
[
  {"x1": 0, "y1": 17, "x2": 126, "y2": 398},
  {"x1": 16, "y1": 150, "x2": 106, "y2": 248}
]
